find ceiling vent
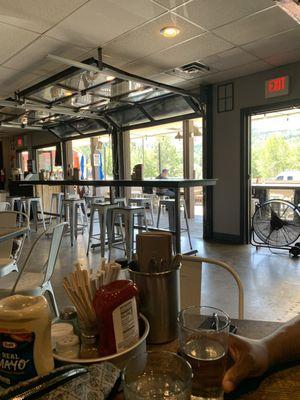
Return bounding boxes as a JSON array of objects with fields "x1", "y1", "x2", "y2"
[{"x1": 167, "y1": 62, "x2": 210, "y2": 80}]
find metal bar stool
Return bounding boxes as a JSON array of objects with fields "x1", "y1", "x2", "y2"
[
  {"x1": 105, "y1": 197, "x2": 127, "y2": 206},
  {"x1": 157, "y1": 198, "x2": 192, "y2": 250},
  {"x1": 6, "y1": 196, "x2": 22, "y2": 212},
  {"x1": 61, "y1": 198, "x2": 88, "y2": 246},
  {"x1": 49, "y1": 192, "x2": 64, "y2": 225},
  {"x1": 84, "y1": 195, "x2": 105, "y2": 208},
  {"x1": 108, "y1": 206, "x2": 148, "y2": 261},
  {"x1": 129, "y1": 197, "x2": 155, "y2": 226},
  {"x1": 86, "y1": 202, "x2": 118, "y2": 257},
  {"x1": 22, "y1": 197, "x2": 46, "y2": 232}
]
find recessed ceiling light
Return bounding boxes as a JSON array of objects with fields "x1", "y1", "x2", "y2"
[
  {"x1": 106, "y1": 75, "x2": 115, "y2": 82},
  {"x1": 160, "y1": 26, "x2": 180, "y2": 38}
]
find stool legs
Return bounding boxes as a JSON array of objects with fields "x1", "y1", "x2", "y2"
[
  {"x1": 100, "y1": 210, "x2": 107, "y2": 258},
  {"x1": 148, "y1": 201, "x2": 155, "y2": 226},
  {"x1": 87, "y1": 206, "x2": 95, "y2": 255},
  {"x1": 39, "y1": 199, "x2": 46, "y2": 231},
  {"x1": 157, "y1": 203, "x2": 162, "y2": 228},
  {"x1": 183, "y1": 201, "x2": 192, "y2": 250},
  {"x1": 69, "y1": 203, "x2": 75, "y2": 246}
]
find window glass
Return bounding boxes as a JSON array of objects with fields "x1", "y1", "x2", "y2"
[
  {"x1": 129, "y1": 121, "x2": 183, "y2": 179},
  {"x1": 18, "y1": 151, "x2": 29, "y2": 172},
  {"x1": 36, "y1": 146, "x2": 63, "y2": 179},
  {"x1": 71, "y1": 134, "x2": 112, "y2": 180}
]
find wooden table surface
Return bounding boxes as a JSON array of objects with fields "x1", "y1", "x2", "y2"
[{"x1": 114, "y1": 319, "x2": 300, "y2": 400}]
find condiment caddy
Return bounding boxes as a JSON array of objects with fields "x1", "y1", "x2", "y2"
[{"x1": 53, "y1": 259, "x2": 144, "y2": 365}]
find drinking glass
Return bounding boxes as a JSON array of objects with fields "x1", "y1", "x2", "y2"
[
  {"x1": 123, "y1": 351, "x2": 192, "y2": 399},
  {"x1": 177, "y1": 306, "x2": 230, "y2": 400}
]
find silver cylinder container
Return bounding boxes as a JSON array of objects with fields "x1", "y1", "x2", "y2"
[{"x1": 129, "y1": 266, "x2": 180, "y2": 344}]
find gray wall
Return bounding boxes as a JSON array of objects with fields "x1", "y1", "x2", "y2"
[{"x1": 212, "y1": 60, "x2": 300, "y2": 239}]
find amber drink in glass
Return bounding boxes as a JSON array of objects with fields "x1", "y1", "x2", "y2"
[{"x1": 178, "y1": 306, "x2": 230, "y2": 400}]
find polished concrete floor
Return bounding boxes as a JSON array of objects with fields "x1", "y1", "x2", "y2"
[{"x1": 19, "y1": 208, "x2": 300, "y2": 324}]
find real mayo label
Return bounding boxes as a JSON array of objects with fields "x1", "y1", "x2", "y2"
[{"x1": 0, "y1": 295, "x2": 54, "y2": 388}]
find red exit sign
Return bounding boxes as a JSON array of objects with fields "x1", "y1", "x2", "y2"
[{"x1": 265, "y1": 76, "x2": 289, "y2": 98}]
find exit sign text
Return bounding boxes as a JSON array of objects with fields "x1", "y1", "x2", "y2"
[{"x1": 265, "y1": 76, "x2": 289, "y2": 98}]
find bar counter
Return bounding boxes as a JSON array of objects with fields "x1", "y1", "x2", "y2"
[{"x1": 14, "y1": 178, "x2": 217, "y2": 253}]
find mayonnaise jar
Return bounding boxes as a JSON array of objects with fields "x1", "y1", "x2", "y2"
[{"x1": 0, "y1": 295, "x2": 54, "y2": 387}]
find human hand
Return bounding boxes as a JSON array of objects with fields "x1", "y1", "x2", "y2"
[{"x1": 222, "y1": 334, "x2": 270, "y2": 393}]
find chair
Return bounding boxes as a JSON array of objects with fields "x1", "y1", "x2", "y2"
[
  {"x1": 21, "y1": 196, "x2": 46, "y2": 231},
  {"x1": 0, "y1": 202, "x2": 11, "y2": 211},
  {"x1": 180, "y1": 255, "x2": 244, "y2": 318},
  {"x1": 0, "y1": 211, "x2": 29, "y2": 278},
  {"x1": 0, "y1": 222, "x2": 67, "y2": 317},
  {"x1": 157, "y1": 199, "x2": 192, "y2": 250},
  {"x1": 6, "y1": 196, "x2": 22, "y2": 212},
  {"x1": 86, "y1": 202, "x2": 118, "y2": 257},
  {"x1": 49, "y1": 192, "x2": 64, "y2": 225},
  {"x1": 129, "y1": 197, "x2": 155, "y2": 226},
  {"x1": 108, "y1": 206, "x2": 148, "y2": 261},
  {"x1": 60, "y1": 198, "x2": 88, "y2": 246}
]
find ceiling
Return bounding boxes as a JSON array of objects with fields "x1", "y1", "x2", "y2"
[{"x1": 0, "y1": 0, "x2": 300, "y2": 99}]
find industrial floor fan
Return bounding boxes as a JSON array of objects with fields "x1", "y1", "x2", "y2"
[{"x1": 251, "y1": 199, "x2": 300, "y2": 257}]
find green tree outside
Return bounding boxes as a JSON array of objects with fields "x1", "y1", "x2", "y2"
[{"x1": 252, "y1": 134, "x2": 300, "y2": 178}]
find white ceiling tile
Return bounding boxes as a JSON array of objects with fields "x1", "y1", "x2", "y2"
[
  {"x1": 0, "y1": 22, "x2": 38, "y2": 63},
  {"x1": 175, "y1": 0, "x2": 274, "y2": 29},
  {"x1": 203, "y1": 60, "x2": 272, "y2": 84},
  {"x1": 175, "y1": 0, "x2": 274, "y2": 30},
  {"x1": 122, "y1": 62, "x2": 164, "y2": 77},
  {"x1": 47, "y1": 0, "x2": 165, "y2": 48},
  {"x1": 150, "y1": 73, "x2": 187, "y2": 85},
  {"x1": 0, "y1": 66, "x2": 41, "y2": 97},
  {"x1": 214, "y1": 6, "x2": 298, "y2": 46},
  {"x1": 177, "y1": 60, "x2": 273, "y2": 88},
  {"x1": 3, "y1": 36, "x2": 88, "y2": 75},
  {"x1": 152, "y1": 0, "x2": 189, "y2": 9},
  {"x1": 83, "y1": 49, "x2": 131, "y2": 68},
  {"x1": 0, "y1": 0, "x2": 88, "y2": 33},
  {"x1": 201, "y1": 48, "x2": 259, "y2": 71},
  {"x1": 265, "y1": 47, "x2": 300, "y2": 66},
  {"x1": 138, "y1": 33, "x2": 233, "y2": 70},
  {"x1": 243, "y1": 28, "x2": 300, "y2": 59},
  {"x1": 103, "y1": 13, "x2": 205, "y2": 63}
]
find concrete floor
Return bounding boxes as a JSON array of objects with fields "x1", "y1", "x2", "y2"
[{"x1": 18, "y1": 208, "x2": 300, "y2": 323}]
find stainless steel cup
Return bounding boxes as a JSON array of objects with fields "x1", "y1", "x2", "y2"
[{"x1": 129, "y1": 266, "x2": 180, "y2": 344}]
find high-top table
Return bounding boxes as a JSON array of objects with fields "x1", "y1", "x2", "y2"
[
  {"x1": 14, "y1": 179, "x2": 217, "y2": 254},
  {"x1": 115, "y1": 319, "x2": 300, "y2": 400}
]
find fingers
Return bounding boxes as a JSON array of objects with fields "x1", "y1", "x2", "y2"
[{"x1": 223, "y1": 357, "x2": 252, "y2": 393}]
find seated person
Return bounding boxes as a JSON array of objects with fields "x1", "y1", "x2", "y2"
[
  {"x1": 155, "y1": 168, "x2": 175, "y2": 198},
  {"x1": 223, "y1": 315, "x2": 300, "y2": 393}
]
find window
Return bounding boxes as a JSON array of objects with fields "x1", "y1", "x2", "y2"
[
  {"x1": 217, "y1": 83, "x2": 234, "y2": 113},
  {"x1": 36, "y1": 146, "x2": 63, "y2": 179},
  {"x1": 18, "y1": 151, "x2": 29, "y2": 172},
  {"x1": 129, "y1": 122, "x2": 184, "y2": 179},
  {"x1": 71, "y1": 135, "x2": 112, "y2": 180},
  {"x1": 287, "y1": 176, "x2": 293, "y2": 181}
]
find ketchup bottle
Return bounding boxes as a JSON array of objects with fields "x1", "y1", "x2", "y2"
[{"x1": 93, "y1": 280, "x2": 139, "y2": 357}]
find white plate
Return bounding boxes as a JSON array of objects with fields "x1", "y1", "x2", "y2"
[{"x1": 53, "y1": 314, "x2": 149, "y2": 364}]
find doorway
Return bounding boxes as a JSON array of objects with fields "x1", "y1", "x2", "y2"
[{"x1": 243, "y1": 105, "x2": 300, "y2": 242}]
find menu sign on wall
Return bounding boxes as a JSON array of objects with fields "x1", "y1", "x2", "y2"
[{"x1": 265, "y1": 76, "x2": 289, "y2": 98}]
